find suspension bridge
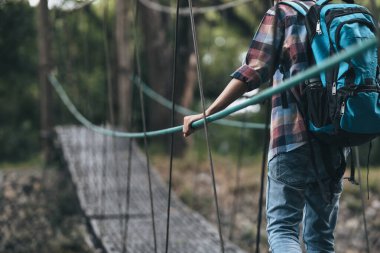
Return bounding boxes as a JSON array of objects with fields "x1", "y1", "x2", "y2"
[
  {"x1": 56, "y1": 125, "x2": 246, "y2": 253},
  {"x1": 1, "y1": 0, "x2": 379, "y2": 251},
  {"x1": 52, "y1": 37, "x2": 378, "y2": 253},
  {"x1": 43, "y1": 0, "x2": 380, "y2": 251}
]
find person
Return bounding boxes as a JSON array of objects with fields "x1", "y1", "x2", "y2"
[{"x1": 183, "y1": 1, "x2": 346, "y2": 252}]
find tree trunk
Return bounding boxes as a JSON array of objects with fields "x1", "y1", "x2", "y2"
[
  {"x1": 140, "y1": 2, "x2": 192, "y2": 155},
  {"x1": 181, "y1": 53, "x2": 197, "y2": 109},
  {"x1": 116, "y1": 0, "x2": 132, "y2": 129},
  {"x1": 140, "y1": 4, "x2": 172, "y2": 131},
  {"x1": 37, "y1": 0, "x2": 53, "y2": 163},
  {"x1": 172, "y1": 25, "x2": 196, "y2": 156}
]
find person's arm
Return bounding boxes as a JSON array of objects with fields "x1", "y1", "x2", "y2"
[
  {"x1": 183, "y1": 78, "x2": 248, "y2": 137},
  {"x1": 183, "y1": 6, "x2": 284, "y2": 138}
]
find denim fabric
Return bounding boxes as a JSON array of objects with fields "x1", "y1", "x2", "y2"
[{"x1": 266, "y1": 142, "x2": 344, "y2": 253}]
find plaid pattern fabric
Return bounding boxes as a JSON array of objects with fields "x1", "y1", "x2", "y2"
[{"x1": 231, "y1": 0, "x2": 315, "y2": 160}]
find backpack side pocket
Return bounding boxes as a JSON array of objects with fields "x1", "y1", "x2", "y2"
[{"x1": 305, "y1": 79, "x2": 331, "y2": 129}]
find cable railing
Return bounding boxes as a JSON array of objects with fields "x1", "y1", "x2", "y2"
[
  {"x1": 132, "y1": 76, "x2": 266, "y2": 129},
  {"x1": 138, "y1": 0, "x2": 252, "y2": 15},
  {"x1": 49, "y1": 37, "x2": 378, "y2": 139}
]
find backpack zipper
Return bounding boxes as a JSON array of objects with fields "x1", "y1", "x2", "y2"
[
  {"x1": 332, "y1": 81, "x2": 337, "y2": 95},
  {"x1": 316, "y1": 20, "x2": 322, "y2": 35},
  {"x1": 340, "y1": 101, "x2": 345, "y2": 115}
]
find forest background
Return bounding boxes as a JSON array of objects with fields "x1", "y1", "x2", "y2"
[
  {"x1": 1, "y1": 0, "x2": 380, "y2": 252},
  {"x1": 1, "y1": 0, "x2": 380, "y2": 165}
]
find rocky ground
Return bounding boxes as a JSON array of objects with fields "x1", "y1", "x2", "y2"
[
  {"x1": 0, "y1": 157, "x2": 379, "y2": 253},
  {"x1": 0, "y1": 168, "x2": 96, "y2": 253}
]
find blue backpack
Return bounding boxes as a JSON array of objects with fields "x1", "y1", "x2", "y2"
[{"x1": 280, "y1": 0, "x2": 380, "y2": 147}]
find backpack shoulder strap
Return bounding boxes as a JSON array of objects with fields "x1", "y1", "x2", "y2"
[
  {"x1": 276, "y1": 1, "x2": 312, "y2": 109},
  {"x1": 279, "y1": 1, "x2": 310, "y2": 16}
]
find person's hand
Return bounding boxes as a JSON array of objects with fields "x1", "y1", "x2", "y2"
[{"x1": 183, "y1": 113, "x2": 207, "y2": 137}]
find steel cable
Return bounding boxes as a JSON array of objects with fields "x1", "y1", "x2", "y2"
[
  {"x1": 187, "y1": 0, "x2": 225, "y2": 251},
  {"x1": 164, "y1": 0, "x2": 181, "y2": 251},
  {"x1": 138, "y1": 0, "x2": 252, "y2": 15},
  {"x1": 228, "y1": 111, "x2": 247, "y2": 241},
  {"x1": 355, "y1": 147, "x2": 371, "y2": 253},
  {"x1": 134, "y1": 0, "x2": 158, "y2": 251}
]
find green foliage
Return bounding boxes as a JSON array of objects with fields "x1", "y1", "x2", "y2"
[
  {"x1": 197, "y1": 8, "x2": 254, "y2": 98},
  {"x1": 0, "y1": 1, "x2": 39, "y2": 162},
  {"x1": 1, "y1": 0, "x2": 380, "y2": 166},
  {"x1": 0, "y1": 1, "x2": 114, "y2": 163},
  {"x1": 0, "y1": 155, "x2": 42, "y2": 170},
  {"x1": 52, "y1": 6, "x2": 112, "y2": 125}
]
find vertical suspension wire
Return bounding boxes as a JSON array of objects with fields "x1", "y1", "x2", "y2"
[
  {"x1": 220, "y1": 8, "x2": 244, "y2": 238},
  {"x1": 102, "y1": 0, "x2": 115, "y2": 125},
  {"x1": 255, "y1": 1, "x2": 278, "y2": 252},
  {"x1": 190, "y1": 131, "x2": 204, "y2": 209},
  {"x1": 84, "y1": 2, "x2": 102, "y2": 234},
  {"x1": 122, "y1": 127, "x2": 134, "y2": 253},
  {"x1": 134, "y1": 0, "x2": 158, "y2": 251},
  {"x1": 84, "y1": 7, "x2": 103, "y2": 228},
  {"x1": 189, "y1": 3, "x2": 216, "y2": 212},
  {"x1": 189, "y1": 9, "x2": 214, "y2": 213},
  {"x1": 254, "y1": 100, "x2": 271, "y2": 253},
  {"x1": 354, "y1": 147, "x2": 371, "y2": 253},
  {"x1": 102, "y1": 0, "x2": 125, "y2": 248},
  {"x1": 187, "y1": 0, "x2": 225, "y2": 252},
  {"x1": 52, "y1": 10, "x2": 65, "y2": 93},
  {"x1": 100, "y1": 107, "x2": 108, "y2": 237},
  {"x1": 229, "y1": 111, "x2": 247, "y2": 241},
  {"x1": 122, "y1": 82, "x2": 135, "y2": 253},
  {"x1": 165, "y1": 0, "x2": 181, "y2": 251},
  {"x1": 99, "y1": 0, "x2": 112, "y2": 238},
  {"x1": 72, "y1": 8, "x2": 93, "y2": 211},
  {"x1": 79, "y1": 7, "x2": 90, "y2": 204},
  {"x1": 122, "y1": 5, "x2": 138, "y2": 253},
  {"x1": 366, "y1": 141, "x2": 372, "y2": 200},
  {"x1": 121, "y1": 61, "x2": 136, "y2": 253}
]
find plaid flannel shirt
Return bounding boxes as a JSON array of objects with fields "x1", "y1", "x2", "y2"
[{"x1": 231, "y1": 0, "x2": 315, "y2": 160}]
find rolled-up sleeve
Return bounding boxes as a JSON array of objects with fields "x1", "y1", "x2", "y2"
[{"x1": 231, "y1": 7, "x2": 285, "y2": 91}]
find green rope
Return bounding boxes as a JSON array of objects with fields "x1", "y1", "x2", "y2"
[
  {"x1": 132, "y1": 76, "x2": 266, "y2": 129},
  {"x1": 49, "y1": 36, "x2": 378, "y2": 139}
]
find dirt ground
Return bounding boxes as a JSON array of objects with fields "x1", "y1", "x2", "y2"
[
  {"x1": 151, "y1": 152, "x2": 380, "y2": 253},
  {"x1": 0, "y1": 156, "x2": 379, "y2": 253}
]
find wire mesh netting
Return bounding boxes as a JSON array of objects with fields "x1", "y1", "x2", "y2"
[{"x1": 56, "y1": 125, "x2": 247, "y2": 253}]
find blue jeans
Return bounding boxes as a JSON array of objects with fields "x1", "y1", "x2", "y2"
[{"x1": 266, "y1": 142, "x2": 345, "y2": 253}]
